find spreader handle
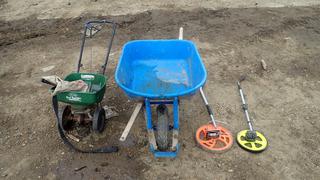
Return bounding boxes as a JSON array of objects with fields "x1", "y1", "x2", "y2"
[{"x1": 77, "y1": 20, "x2": 116, "y2": 75}]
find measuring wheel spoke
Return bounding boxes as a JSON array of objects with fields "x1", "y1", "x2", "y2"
[
  {"x1": 207, "y1": 139, "x2": 217, "y2": 148},
  {"x1": 219, "y1": 136, "x2": 231, "y2": 145},
  {"x1": 253, "y1": 142, "x2": 263, "y2": 149},
  {"x1": 202, "y1": 139, "x2": 217, "y2": 149},
  {"x1": 210, "y1": 142, "x2": 217, "y2": 148},
  {"x1": 256, "y1": 138, "x2": 267, "y2": 147},
  {"x1": 250, "y1": 142, "x2": 256, "y2": 148}
]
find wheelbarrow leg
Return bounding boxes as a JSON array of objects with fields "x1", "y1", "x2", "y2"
[
  {"x1": 145, "y1": 99, "x2": 158, "y2": 151},
  {"x1": 171, "y1": 97, "x2": 179, "y2": 151}
]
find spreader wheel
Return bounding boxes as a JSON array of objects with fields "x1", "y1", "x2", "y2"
[
  {"x1": 195, "y1": 123, "x2": 233, "y2": 152},
  {"x1": 58, "y1": 105, "x2": 74, "y2": 131},
  {"x1": 93, "y1": 107, "x2": 106, "y2": 133},
  {"x1": 236, "y1": 130, "x2": 267, "y2": 152}
]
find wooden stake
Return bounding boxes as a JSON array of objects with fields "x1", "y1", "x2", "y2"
[{"x1": 119, "y1": 103, "x2": 143, "y2": 141}]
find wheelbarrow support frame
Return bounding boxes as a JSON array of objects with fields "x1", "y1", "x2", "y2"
[{"x1": 145, "y1": 97, "x2": 180, "y2": 158}]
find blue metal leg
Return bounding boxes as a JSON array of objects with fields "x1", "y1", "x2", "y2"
[
  {"x1": 145, "y1": 98, "x2": 153, "y2": 130},
  {"x1": 153, "y1": 144, "x2": 180, "y2": 158},
  {"x1": 173, "y1": 97, "x2": 179, "y2": 130},
  {"x1": 150, "y1": 101, "x2": 173, "y2": 105}
]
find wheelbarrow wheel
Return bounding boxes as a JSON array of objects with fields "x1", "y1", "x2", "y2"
[
  {"x1": 58, "y1": 105, "x2": 74, "y2": 131},
  {"x1": 93, "y1": 107, "x2": 106, "y2": 133},
  {"x1": 156, "y1": 104, "x2": 169, "y2": 151}
]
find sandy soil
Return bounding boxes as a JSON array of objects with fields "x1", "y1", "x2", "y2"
[
  {"x1": 1, "y1": 2, "x2": 320, "y2": 180},
  {"x1": 1, "y1": 0, "x2": 320, "y2": 21}
]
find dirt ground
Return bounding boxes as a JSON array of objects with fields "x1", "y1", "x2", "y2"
[
  {"x1": 1, "y1": 2, "x2": 320, "y2": 180},
  {"x1": 1, "y1": 0, "x2": 320, "y2": 21}
]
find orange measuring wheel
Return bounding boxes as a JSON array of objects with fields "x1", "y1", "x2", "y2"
[{"x1": 195, "y1": 123, "x2": 233, "y2": 152}]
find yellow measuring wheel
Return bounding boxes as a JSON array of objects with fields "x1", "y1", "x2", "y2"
[
  {"x1": 237, "y1": 130, "x2": 267, "y2": 152},
  {"x1": 236, "y1": 78, "x2": 268, "y2": 153}
]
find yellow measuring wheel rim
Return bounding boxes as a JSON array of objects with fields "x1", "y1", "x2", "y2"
[{"x1": 236, "y1": 130, "x2": 268, "y2": 152}]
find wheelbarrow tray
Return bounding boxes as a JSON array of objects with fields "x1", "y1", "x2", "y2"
[
  {"x1": 57, "y1": 72, "x2": 106, "y2": 106},
  {"x1": 115, "y1": 40, "x2": 207, "y2": 99}
]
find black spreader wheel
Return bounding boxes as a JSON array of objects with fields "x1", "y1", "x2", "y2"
[
  {"x1": 93, "y1": 107, "x2": 106, "y2": 133},
  {"x1": 58, "y1": 105, "x2": 74, "y2": 131}
]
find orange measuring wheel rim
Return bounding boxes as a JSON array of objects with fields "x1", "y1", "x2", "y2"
[{"x1": 195, "y1": 123, "x2": 233, "y2": 152}]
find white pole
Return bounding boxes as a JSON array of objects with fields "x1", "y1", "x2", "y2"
[
  {"x1": 119, "y1": 103, "x2": 143, "y2": 141},
  {"x1": 179, "y1": 27, "x2": 183, "y2": 40}
]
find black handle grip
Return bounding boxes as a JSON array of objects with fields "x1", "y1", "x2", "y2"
[
  {"x1": 206, "y1": 105, "x2": 213, "y2": 116},
  {"x1": 41, "y1": 79, "x2": 56, "y2": 86}
]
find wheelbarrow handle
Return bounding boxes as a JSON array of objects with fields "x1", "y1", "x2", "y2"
[{"x1": 77, "y1": 20, "x2": 116, "y2": 75}]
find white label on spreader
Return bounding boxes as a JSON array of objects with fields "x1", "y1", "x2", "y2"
[
  {"x1": 66, "y1": 95, "x2": 81, "y2": 102},
  {"x1": 81, "y1": 75, "x2": 95, "y2": 80}
]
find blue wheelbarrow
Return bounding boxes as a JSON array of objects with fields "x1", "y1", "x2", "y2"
[{"x1": 115, "y1": 29, "x2": 233, "y2": 157}]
